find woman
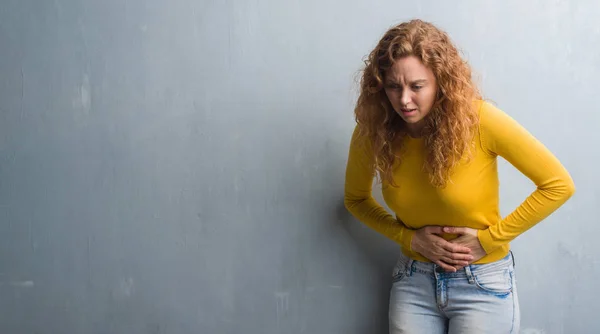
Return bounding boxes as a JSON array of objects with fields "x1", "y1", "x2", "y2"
[{"x1": 344, "y1": 19, "x2": 575, "y2": 333}]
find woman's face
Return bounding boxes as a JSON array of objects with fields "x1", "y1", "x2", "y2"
[{"x1": 383, "y1": 55, "x2": 438, "y2": 136}]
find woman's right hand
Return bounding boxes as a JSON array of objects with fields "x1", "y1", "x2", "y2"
[{"x1": 410, "y1": 226, "x2": 474, "y2": 272}]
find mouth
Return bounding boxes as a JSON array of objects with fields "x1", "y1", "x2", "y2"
[{"x1": 400, "y1": 108, "x2": 417, "y2": 116}]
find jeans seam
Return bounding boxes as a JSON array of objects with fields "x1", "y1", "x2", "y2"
[
  {"x1": 511, "y1": 250, "x2": 516, "y2": 267},
  {"x1": 510, "y1": 271, "x2": 515, "y2": 333}
]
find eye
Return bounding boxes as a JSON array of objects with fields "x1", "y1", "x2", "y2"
[
  {"x1": 412, "y1": 85, "x2": 423, "y2": 90},
  {"x1": 386, "y1": 83, "x2": 401, "y2": 90}
]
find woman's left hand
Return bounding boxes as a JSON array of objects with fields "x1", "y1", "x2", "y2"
[{"x1": 442, "y1": 227, "x2": 487, "y2": 270}]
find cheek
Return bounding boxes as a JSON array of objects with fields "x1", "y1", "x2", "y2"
[{"x1": 418, "y1": 90, "x2": 436, "y2": 107}]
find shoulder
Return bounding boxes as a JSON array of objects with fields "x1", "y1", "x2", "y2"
[
  {"x1": 473, "y1": 99, "x2": 509, "y2": 127},
  {"x1": 350, "y1": 124, "x2": 369, "y2": 145},
  {"x1": 349, "y1": 124, "x2": 374, "y2": 155},
  {"x1": 473, "y1": 99, "x2": 535, "y2": 155},
  {"x1": 473, "y1": 99, "x2": 521, "y2": 154},
  {"x1": 474, "y1": 99, "x2": 524, "y2": 134}
]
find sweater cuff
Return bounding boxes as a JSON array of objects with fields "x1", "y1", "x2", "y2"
[
  {"x1": 399, "y1": 228, "x2": 416, "y2": 252},
  {"x1": 477, "y1": 228, "x2": 497, "y2": 255}
]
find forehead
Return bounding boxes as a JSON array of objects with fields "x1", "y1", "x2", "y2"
[{"x1": 385, "y1": 56, "x2": 434, "y2": 82}]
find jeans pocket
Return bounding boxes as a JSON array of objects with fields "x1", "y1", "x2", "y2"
[{"x1": 473, "y1": 268, "x2": 513, "y2": 296}]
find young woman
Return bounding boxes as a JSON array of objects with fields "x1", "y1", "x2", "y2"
[{"x1": 344, "y1": 19, "x2": 575, "y2": 333}]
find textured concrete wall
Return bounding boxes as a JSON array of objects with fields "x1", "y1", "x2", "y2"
[{"x1": 0, "y1": 1, "x2": 597, "y2": 333}]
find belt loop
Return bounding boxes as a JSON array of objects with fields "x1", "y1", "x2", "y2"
[
  {"x1": 510, "y1": 251, "x2": 516, "y2": 267},
  {"x1": 405, "y1": 259, "x2": 414, "y2": 276},
  {"x1": 464, "y1": 265, "x2": 475, "y2": 284}
]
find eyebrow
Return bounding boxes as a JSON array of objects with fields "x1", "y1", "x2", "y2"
[{"x1": 385, "y1": 79, "x2": 428, "y2": 85}]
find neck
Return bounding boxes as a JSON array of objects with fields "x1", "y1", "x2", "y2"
[{"x1": 406, "y1": 122, "x2": 426, "y2": 138}]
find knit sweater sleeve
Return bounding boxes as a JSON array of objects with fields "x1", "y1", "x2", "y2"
[
  {"x1": 343, "y1": 126, "x2": 415, "y2": 250},
  {"x1": 477, "y1": 101, "x2": 576, "y2": 253}
]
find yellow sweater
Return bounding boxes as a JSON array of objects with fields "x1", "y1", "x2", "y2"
[{"x1": 344, "y1": 100, "x2": 575, "y2": 263}]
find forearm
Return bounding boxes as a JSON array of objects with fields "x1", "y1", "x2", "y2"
[
  {"x1": 344, "y1": 195, "x2": 415, "y2": 250},
  {"x1": 478, "y1": 177, "x2": 575, "y2": 253},
  {"x1": 477, "y1": 101, "x2": 576, "y2": 254}
]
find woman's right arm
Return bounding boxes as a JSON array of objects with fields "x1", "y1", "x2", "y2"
[
  {"x1": 344, "y1": 126, "x2": 472, "y2": 271},
  {"x1": 343, "y1": 126, "x2": 415, "y2": 249}
]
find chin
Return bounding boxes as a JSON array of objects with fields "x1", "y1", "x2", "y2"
[{"x1": 402, "y1": 117, "x2": 423, "y2": 124}]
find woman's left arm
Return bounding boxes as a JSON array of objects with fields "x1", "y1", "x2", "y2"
[{"x1": 474, "y1": 101, "x2": 576, "y2": 254}]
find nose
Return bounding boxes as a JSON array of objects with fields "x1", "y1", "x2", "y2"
[{"x1": 400, "y1": 89, "x2": 411, "y2": 107}]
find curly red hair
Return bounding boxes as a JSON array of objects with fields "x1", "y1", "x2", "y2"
[{"x1": 354, "y1": 19, "x2": 481, "y2": 188}]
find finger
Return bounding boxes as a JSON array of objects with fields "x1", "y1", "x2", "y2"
[
  {"x1": 441, "y1": 241, "x2": 471, "y2": 254},
  {"x1": 443, "y1": 227, "x2": 467, "y2": 235},
  {"x1": 440, "y1": 256, "x2": 470, "y2": 267},
  {"x1": 425, "y1": 226, "x2": 444, "y2": 235},
  {"x1": 434, "y1": 260, "x2": 456, "y2": 272},
  {"x1": 447, "y1": 252, "x2": 474, "y2": 262},
  {"x1": 450, "y1": 235, "x2": 469, "y2": 244}
]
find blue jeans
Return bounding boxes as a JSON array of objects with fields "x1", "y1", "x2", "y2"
[{"x1": 389, "y1": 251, "x2": 520, "y2": 333}]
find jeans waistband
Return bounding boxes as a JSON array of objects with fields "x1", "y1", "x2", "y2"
[{"x1": 396, "y1": 251, "x2": 515, "y2": 279}]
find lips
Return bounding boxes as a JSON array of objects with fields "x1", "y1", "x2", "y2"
[{"x1": 401, "y1": 108, "x2": 417, "y2": 115}]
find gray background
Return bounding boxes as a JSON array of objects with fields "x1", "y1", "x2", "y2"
[{"x1": 0, "y1": 0, "x2": 597, "y2": 333}]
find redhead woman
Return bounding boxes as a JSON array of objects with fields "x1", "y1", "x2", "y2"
[{"x1": 344, "y1": 19, "x2": 575, "y2": 333}]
